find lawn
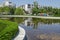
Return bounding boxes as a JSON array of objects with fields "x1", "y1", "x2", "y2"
[{"x1": 0, "y1": 20, "x2": 18, "y2": 40}]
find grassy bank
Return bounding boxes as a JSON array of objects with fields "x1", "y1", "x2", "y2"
[{"x1": 0, "y1": 20, "x2": 18, "y2": 40}]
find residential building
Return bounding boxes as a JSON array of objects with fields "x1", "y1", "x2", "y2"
[
  {"x1": 0, "y1": 0, "x2": 16, "y2": 8},
  {"x1": 20, "y1": 4, "x2": 40, "y2": 14},
  {"x1": 20, "y1": 4, "x2": 33, "y2": 14}
]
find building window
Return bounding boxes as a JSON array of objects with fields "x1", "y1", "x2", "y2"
[
  {"x1": 9, "y1": 2, "x2": 12, "y2": 4},
  {"x1": 28, "y1": 4, "x2": 31, "y2": 8}
]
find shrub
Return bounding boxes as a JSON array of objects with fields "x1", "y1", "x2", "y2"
[{"x1": 0, "y1": 20, "x2": 18, "y2": 40}]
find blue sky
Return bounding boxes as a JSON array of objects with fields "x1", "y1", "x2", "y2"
[{"x1": 0, "y1": 0, "x2": 60, "y2": 8}]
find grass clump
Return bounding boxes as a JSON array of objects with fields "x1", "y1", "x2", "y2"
[{"x1": 0, "y1": 20, "x2": 18, "y2": 40}]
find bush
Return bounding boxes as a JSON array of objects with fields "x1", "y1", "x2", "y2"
[{"x1": 0, "y1": 20, "x2": 18, "y2": 40}]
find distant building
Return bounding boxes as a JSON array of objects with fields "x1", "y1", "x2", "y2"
[
  {"x1": 20, "y1": 4, "x2": 33, "y2": 14},
  {"x1": 20, "y1": 4, "x2": 40, "y2": 14},
  {"x1": 0, "y1": 0, "x2": 16, "y2": 8}
]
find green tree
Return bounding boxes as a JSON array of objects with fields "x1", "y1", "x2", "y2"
[
  {"x1": 10, "y1": 7, "x2": 16, "y2": 15},
  {"x1": 43, "y1": 7, "x2": 52, "y2": 12},
  {"x1": 3, "y1": 6, "x2": 15, "y2": 15},
  {"x1": 32, "y1": 7, "x2": 40, "y2": 15},
  {"x1": 3, "y1": 6, "x2": 11, "y2": 14},
  {"x1": 39, "y1": 8, "x2": 47, "y2": 13},
  {"x1": 47, "y1": 7, "x2": 52, "y2": 12},
  {"x1": 15, "y1": 7, "x2": 24, "y2": 15},
  {"x1": 53, "y1": 8, "x2": 60, "y2": 16},
  {"x1": 32, "y1": 1, "x2": 40, "y2": 15},
  {"x1": 0, "y1": 7, "x2": 3, "y2": 12}
]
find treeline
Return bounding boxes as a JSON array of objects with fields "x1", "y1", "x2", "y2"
[
  {"x1": 0, "y1": 6, "x2": 60, "y2": 16},
  {"x1": 0, "y1": 6, "x2": 25, "y2": 15},
  {"x1": 32, "y1": 6, "x2": 60, "y2": 16}
]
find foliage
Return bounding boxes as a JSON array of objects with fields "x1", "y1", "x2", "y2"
[
  {"x1": 32, "y1": 6, "x2": 60, "y2": 16},
  {"x1": 32, "y1": 7, "x2": 40, "y2": 15},
  {"x1": 3, "y1": 6, "x2": 11, "y2": 14},
  {"x1": 14, "y1": 17, "x2": 24, "y2": 23},
  {"x1": 52, "y1": 8, "x2": 60, "y2": 16},
  {"x1": 3, "y1": 6, "x2": 15, "y2": 15},
  {"x1": 0, "y1": 20, "x2": 18, "y2": 40},
  {"x1": 0, "y1": 6, "x2": 15, "y2": 15},
  {"x1": 0, "y1": 7, "x2": 3, "y2": 12},
  {"x1": 15, "y1": 7, "x2": 24, "y2": 15}
]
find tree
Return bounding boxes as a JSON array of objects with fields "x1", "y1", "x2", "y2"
[
  {"x1": 0, "y1": 7, "x2": 3, "y2": 12},
  {"x1": 32, "y1": 7, "x2": 40, "y2": 15},
  {"x1": 15, "y1": 7, "x2": 24, "y2": 15},
  {"x1": 3, "y1": 6, "x2": 15, "y2": 15},
  {"x1": 10, "y1": 7, "x2": 16, "y2": 15},
  {"x1": 3, "y1": 6, "x2": 11, "y2": 15},
  {"x1": 39, "y1": 8, "x2": 47, "y2": 13},
  {"x1": 32, "y1": 1, "x2": 40, "y2": 15},
  {"x1": 53, "y1": 8, "x2": 60, "y2": 16}
]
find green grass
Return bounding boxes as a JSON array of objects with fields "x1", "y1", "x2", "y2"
[{"x1": 0, "y1": 20, "x2": 18, "y2": 40}]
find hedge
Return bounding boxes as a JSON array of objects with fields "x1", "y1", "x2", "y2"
[{"x1": 0, "y1": 20, "x2": 18, "y2": 40}]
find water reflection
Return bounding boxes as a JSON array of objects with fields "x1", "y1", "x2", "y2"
[
  {"x1": 20, "y1": 18, "x2": 60, "y2": 40},
  {"x1": 22, "y1": 22, "x2": 60, "y2": 40},
  {"x1": 32, "y1": 18, "x2": 60, "y2": 29}
]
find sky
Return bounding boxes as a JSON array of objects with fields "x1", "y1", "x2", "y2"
[{"x1": 0, "y1": 0, "x2": 60, "y2": 8}]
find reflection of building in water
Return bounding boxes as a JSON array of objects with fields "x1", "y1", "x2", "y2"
[{"x1": 24, "y1": 18, "x2": 33, "y2": 26}]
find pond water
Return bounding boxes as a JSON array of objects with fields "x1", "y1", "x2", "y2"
[
  {"x1": 20, "y1": 23, "x2": 60, "y2": 40},
  {"x1": 19, "y1": 18, "x2": 60, "y2": 40}
]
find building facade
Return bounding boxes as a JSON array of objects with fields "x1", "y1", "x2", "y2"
[
  {"x1": 0, "y1": 0, "x2": 16, "y2": 8},
  {"x1": 20, "y1": 4, "x2": 33, "y2": 14},
  {"x1": 20, "y1": 4, "x2": 40, "y2": 14}
]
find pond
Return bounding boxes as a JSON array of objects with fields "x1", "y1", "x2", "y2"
[
  {"x1": 20, "y1": 18, "x2": 60, "y2": 40},
  {"x1": 1, "y1": 18, "x2": 60, "y2": 40}
]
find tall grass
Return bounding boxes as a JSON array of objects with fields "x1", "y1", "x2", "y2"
[{"x1": 0, "y1": 20, "x2": 18, "y2": 40}]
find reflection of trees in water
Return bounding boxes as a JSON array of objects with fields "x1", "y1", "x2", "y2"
[
  {"x1": 32, "y1": 18, "x2": 39, "y2": 29},
  {"x1": 32, "y1": 18, "x2": 60, "y2": 24},
  {"x1": 33, "y1": 23, "x2": 38, "y2": 29},
  {"x1": 14, "y1": 17, "x2": 24, "y2": 23},
  {"x1": 32, "y1": 18, "x2": 60, "y2": 29}
]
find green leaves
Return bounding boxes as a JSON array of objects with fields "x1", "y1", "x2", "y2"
[
  {"x1": 0, "y1": 6, "x2": 15, "y2": 15},
  {"x1": 0, "y1": 7, "x2": 3, "y2": 12},
  {"x1": 15, "y1": 7, "x2": 24, "y2": 15},
  {"x1": 0, "y1": 20, "x2": 18, "y2": 40},
  {"x1": 3, "y1": 6, "x2": 11, "y2": 14},
  {"x1": 32, "y1": 7, "x2": 40, "y2": 15}
]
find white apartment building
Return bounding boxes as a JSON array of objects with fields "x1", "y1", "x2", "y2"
[
  {"x1": 0, "y1": 0, "x2": 16, "y2": 8},
  {"x1": 20, "y1": 4, "x2": 33, "y2": 14},
  {"x1": 20, "y1": 4, "x2": 40, "y2": 14}
]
